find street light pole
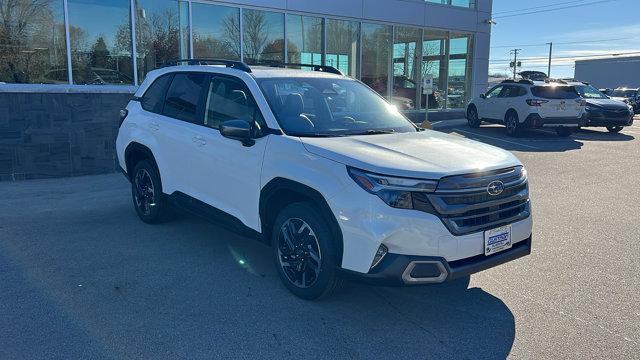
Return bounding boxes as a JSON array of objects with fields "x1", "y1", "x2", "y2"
[{"x1": 547, "y1": 42, "x2": 553, "y2": 78}]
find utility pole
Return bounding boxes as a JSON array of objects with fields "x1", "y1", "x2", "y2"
[
  {"x1": 546, "y1": 42, "x2": 553, "y2": 78},
  {"x1": 510, "y1": 49, "x2": 521, "y2": 80}
]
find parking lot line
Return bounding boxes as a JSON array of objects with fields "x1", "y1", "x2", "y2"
[{"x1": 452, "y1": 128, "x2": 542, "y2": 150}]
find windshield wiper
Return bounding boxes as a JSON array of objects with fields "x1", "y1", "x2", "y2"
[{"x1": 348, "y1": 129, "x2": 396, "y2": 136}]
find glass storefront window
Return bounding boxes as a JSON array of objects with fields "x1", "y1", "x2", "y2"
[
  {"x1": 192, "y1": 3, "x2": 240, "y2": 60},
  {"x1": 135, "y1": 0, "x2": 188, "y2": 84},
  {"x1": 426, "y1": 0, "x2": 475, "y2": 8},
  {"x1": 67, "y1": 0, "x2": 133, "y2": 85},
  {"x1": 422, "y1": 29, "x2": 448, "y2": 109},
  {"x1": 286, "y1": 15, "x2": 322, "y2": 65},
  {"x1": 242, "y1": 9, "x2": 284, "y2": 65},
  {"x1": 447, "y1": 33, "x2": 473, "y2": 109},
  {"x1": 361, "y1": 23, "x2": 391, "y2": 97},
  {"x1": 393, "y1": 26, "x2": 422, "y2": 111},
  {"x1": 0, "y1": 0, "x2": 67, "y2": 84},
  {"x1": 325, "y1": 19, "x2": 359, "y2": 77}
]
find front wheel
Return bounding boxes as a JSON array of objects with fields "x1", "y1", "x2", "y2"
[
  {"x1": 272, "y1": 203, "x2": 342, "y2": 300},
  {"x1": 606, "y1": 125, "x2": 623, "y2": 133},
  {"x1": 467, "y1": 106, "x2": 481, "y2": 128}
]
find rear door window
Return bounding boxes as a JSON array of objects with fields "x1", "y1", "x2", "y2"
[
  {"x1": 162, "y1": 73, "x2": 208, "y2": 123},
  {"x1": 141, "y1": 74, "x2": 173, "y2": 114},
  {"x1": 531, "y1": 86, "x2": 579, "y2": 99}
]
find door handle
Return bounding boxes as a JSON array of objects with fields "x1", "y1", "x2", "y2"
[{"x1": 149, "y1": 121, "x2": 160, "y2": 131}]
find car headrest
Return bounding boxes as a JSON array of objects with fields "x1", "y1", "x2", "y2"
[{"x1": 282, "y1": 93, "x2": 304, "y2": 117}]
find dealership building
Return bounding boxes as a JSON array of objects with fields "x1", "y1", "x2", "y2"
[{"x1": 0, "y1": 0, "x2": 492, "y2": 180}]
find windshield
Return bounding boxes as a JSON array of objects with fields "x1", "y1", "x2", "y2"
[
  {"x1": 611, "y1": 89, "x2": 637, "y2": 98},
  {"x1": 575, "y1": 85, "x2": 607, "y2": 99},
  {"x1": 257, "y1": 77, "x2": 416, "y2": 137}
]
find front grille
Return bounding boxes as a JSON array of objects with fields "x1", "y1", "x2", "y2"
[
  {"x1": 414, "y1": 166, "x2": 530, "y2": 235},
  {"x1": 603, "y1": 109, "x2": 630, "y2": 119}
]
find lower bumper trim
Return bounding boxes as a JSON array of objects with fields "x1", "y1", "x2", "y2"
[{"x1": 341, "y1": 236, "x2": 532, "y2": 286}]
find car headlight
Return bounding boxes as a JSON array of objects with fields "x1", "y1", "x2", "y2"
[{"x1": 347, "y1": 167, "x2": 437, "y2": 209}]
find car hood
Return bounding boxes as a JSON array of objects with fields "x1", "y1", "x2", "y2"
[
  {"x1": 587, "y1": 98, "x2": 629, "y2": 109},
  {"x1": 300, "y1": 130, "x2": 521, "y2": 179}
]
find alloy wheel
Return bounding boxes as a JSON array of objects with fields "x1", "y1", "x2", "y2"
[
  {"x1": 506, "y1": 115, "x2": 517, "y2": 134},
  {"x1": 134, "y1": 168, "x2": 155, "y2": 216},
  {"x1": 277, "y1": 218, "x2": 322, "y2": 288}
]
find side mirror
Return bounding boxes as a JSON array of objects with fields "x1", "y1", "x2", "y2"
[
  {"x1": 480, "y1": 93, "x2": 486, "y2": 99},
  {"x1": 220, "y1": 120, "x2": 255, "y2": 147}
]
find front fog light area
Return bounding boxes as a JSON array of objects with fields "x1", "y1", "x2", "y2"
[{"x1": 371, "y1": 244, "x2": 388, "y2": 269}]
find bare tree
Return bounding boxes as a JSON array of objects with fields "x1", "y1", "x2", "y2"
[
  {"x1": 241, "y1": 10, "x2": 268, "y2": 63},
  {"x1": 0, "y1": 0, "x2": 65, "y2": 83}
]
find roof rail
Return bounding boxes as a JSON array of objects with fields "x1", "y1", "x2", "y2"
[
  {"x1": 163, "y1": 59, "x2": 252, "y2": 73},
  {"x1": 255, "y1": 61, "x2": 344, "y2": 75},
  {"x1": 500, "y1": 79, "x2": 516, "y2": 84},
  {"x1": 518, "y1": 79, "x2": 534, "y2": 85}
]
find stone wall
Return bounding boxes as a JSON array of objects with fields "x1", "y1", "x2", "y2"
[{"x1": 0, "y1": 91, "x2": 132, "y2": 181}]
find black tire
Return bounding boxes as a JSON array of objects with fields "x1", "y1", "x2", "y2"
[
  {"x1": 504, "y1": 111, "x2": 520, "y2": 137},
  {"x1": 131, "y1": 160, "x2": 172, "y2": 224},
  {"x1": 556, "y1": 127, "x2": 572, "y2": 137},
  {"x1": 272, "y1": 202, "x2": 342, "y2": 300},
  {"x1": 606, "y1": 125, "x2": 623, "y2": 133},
  {"x1": 467, "y1": 106, "x2": 481, "y2": 128}
]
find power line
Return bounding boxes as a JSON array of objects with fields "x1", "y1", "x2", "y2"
[
  {"x1": 494, "y1": 0, "x2": 622, "y2": 19},
  {"x1": 491, "y1": 37, "x2": 633, "y2": 49},
  {"x1": 493, "y1": 0, "x2": 585, "y2": 15},
  {"x1": 489, "y1": 50, "x2": 640, "y2": 63}
]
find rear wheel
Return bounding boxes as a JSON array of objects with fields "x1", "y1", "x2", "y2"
[
  {"x1": 556, "y1": 127, "x2": 572, "y2": 137},
  {"x1": 606, "y1": 125, "x2": 623, "y2": 133},
  {"x1": 131, "y1": 160, "x2": 172, "y2": 224},
  {"x1": 272, "y1": 202, "x2": 342, "y2": 300},
  {"x1": 467, "y1": 106, "x2": 481, "y2": 128},
  {"x1": 504, "y1": 112, "x2": 520, "y2": 137}
]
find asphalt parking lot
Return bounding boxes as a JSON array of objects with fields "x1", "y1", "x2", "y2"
[{"x1": 1, "y1": 116, "x2": 639, "y2": 359}]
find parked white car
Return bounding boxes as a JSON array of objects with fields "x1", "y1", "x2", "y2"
[
  {"x1": 116, "y1": 59, "x2": 533, "y2": 299},
  {"x1": 466, "y1": 79, "x2": 587, "y2": 137}
]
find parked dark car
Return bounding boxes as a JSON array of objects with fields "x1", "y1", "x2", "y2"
[
  {"x1": 570, "y1": 82, "x2": 634, "y2": 133},
  {"x1": 610, "y1": 88, "x2": 639, "y2": 114}
]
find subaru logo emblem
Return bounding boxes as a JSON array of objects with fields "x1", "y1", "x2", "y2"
[{"x1": 487, "y1": 180, "x2": 504, "y2": 196}]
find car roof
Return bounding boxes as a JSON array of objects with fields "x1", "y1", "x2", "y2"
[{"x1": 248, "y1": 66, "x2": 345, "y2": 79}]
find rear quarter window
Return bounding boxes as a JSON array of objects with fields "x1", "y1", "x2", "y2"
[
  {"x1": 141, "y1": 74, "x2": 174, "y2": 113},
  {"x1": 531, "y1": 86, "x2": 579, "y2": 99}
]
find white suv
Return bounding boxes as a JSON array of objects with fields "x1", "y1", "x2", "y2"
[
  {"x1": 467, "y1": 79, "x2": 587, "y2": 137},
  {"x1": 116, "y1": 60, "x2": 533, "y2": 299}
]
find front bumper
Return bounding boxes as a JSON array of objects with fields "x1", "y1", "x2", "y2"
[
  {"x1": 342, "y1": 236, "x2": 532, "y2": 286},
  {"x1": 584, "y1": 111, "x2": 634, "y2": 127}
]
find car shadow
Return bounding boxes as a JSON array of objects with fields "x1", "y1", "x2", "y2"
[
  {"x1": 1, "y1": 180, "x2": 515, "y2": 359},
  {"x1": 168, "y1": 210, "x2": 517, "y2": 359},
  {"x1": 573, "y1": 127, "x2": 635, "y2": 141},
  {"x1": 442, "y1": 125, "x2": 585, "y2": 153}
]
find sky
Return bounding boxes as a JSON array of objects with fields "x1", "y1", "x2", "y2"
[{"x1": 489, "y1": 0, "x2": 640, "y2": 79}]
